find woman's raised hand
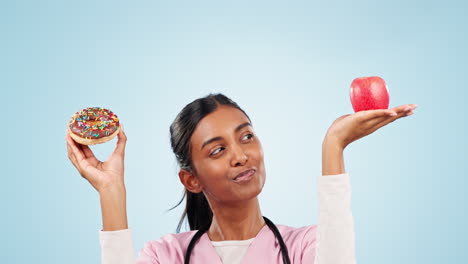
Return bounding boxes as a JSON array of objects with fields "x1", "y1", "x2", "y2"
[
  {"x1": 66, "y1": 126, "x2": 127, "y2": 193},
  {"x1": 325, "y1": 104, "x2": 417, "y2": 149}
]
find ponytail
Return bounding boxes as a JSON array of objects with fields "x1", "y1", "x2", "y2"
[{"x1": 168, "y1": 190, "x2": 213, "y2": 233}]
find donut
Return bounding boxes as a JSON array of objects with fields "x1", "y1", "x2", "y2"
[{"x1": 68, "y1": 107, "x2": 120, "y2": 145}]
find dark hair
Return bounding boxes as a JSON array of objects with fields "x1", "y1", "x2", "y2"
[{"x1": 167, "y1": 93, "x2": 251, "y2": 233}]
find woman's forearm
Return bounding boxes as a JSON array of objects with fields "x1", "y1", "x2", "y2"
[
  {"x1": 322, "y1": 135, "x2": 345, "y2": 176},
  {"x1": 99, "y1": 185, "x2": 129, "y2": 231}
]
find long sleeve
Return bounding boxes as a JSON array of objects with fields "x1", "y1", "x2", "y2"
[
  {"x1": 314, "y1": 173, "x2": 356, "y2": 264},
  {"x1": 99, "y1": 228, "x2": 136, "y2": 264}
]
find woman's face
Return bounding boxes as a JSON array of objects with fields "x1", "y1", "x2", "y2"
[{"x1": 188, "y1": 105, "x2": 266, "y2": 204}]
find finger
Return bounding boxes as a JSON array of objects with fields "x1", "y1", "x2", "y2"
[
  {"x1": 389, "y1": 104, "x2": 418, "y2": 114},
  {"x1": 66, "y1": 135, "x2": 81, "y2": 169},
  {"x1": 66, "y1": 141, "x2": 86, "y2": 178},
  {"x1": 372, "y1": 105, "x2": 417, "y2": 129},
  {"x1": 113, "y1": 124, "x2": 127, "y2": 158},
  {"x1": 365, "y1": 107, "x2": 406, "y2": 127},
  {"x1": 79, "y1": 144, "x2": 100, "y2": 165},
  {"x1": 356, "y1": 109, "x2": 397, "y2": 122},
  {"x1": 80, "y1": 144, "x2": 95, "y2": 159},
  {"x1": 66, "y1": 142, "x2": 78, "y2": 168},
  {"x1": 66, "y1": 134, "x2": 76, "y2": 162},
  {"x1": 81, "y1": 144, "x2": 102, "y2": 167},
  {"x1": 388, "y1": 104, "x2": 417, "y2": 119},
  {"x1": 67, "y1": 135, "x2": 99, "y2": 178},
  {"x1": 361, "y1": 104, "x2": 417, "y2": 129},
  {"x1": 66, "y1": 133, "x2": 86, "y2": 165}
]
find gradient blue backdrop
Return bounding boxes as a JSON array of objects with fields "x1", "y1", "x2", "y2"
[{"x1": 2, "y1": 0, "x2": 467, "y2": 263}]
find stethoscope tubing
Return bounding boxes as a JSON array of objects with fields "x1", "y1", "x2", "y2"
[{"x1": 184, "y1": 216, "x2": 291, "y2": 264}]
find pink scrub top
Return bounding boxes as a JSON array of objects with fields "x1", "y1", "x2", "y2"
[
  {"x1": 136, "y1": 223, "x2": 316, "y2": 263},
  {"x1": 100, "y1": 173, "x2": 356, "y2": 264}
]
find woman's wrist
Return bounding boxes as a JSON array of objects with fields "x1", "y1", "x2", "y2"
[
  {"x1": 322, "y1": 135, "x2": 346, "y2": 176},
  {"x1": 323, "y1": 132, "x2": 347, "y2": 150},
  {"x1": 99, "y1": 185, "x2": 128, "y2": 231}
]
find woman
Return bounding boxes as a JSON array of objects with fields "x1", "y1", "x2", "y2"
[{"x1": 66, "y1": 93, "x2": 417, "y2": 263}]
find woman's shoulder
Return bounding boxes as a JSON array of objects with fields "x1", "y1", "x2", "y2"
[
  {"x1": 137, "y1": 230, "x2": 198, "y2": 262},
  {"x1": 272, "y1": 223, "x2": 318, "y2": 260},
  {"x1": 276, "y1": 223, "x2": 317, "y2": 233},
  {"x1": 275, "y1": 223, "x2": 318, "y2": 245},
  {"x1": 146, "y1": 229, "x2": 198, "y2": 247}
]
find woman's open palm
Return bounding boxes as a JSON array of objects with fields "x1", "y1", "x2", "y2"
[
  {"x1": 326, "y1": 104, "x2": 417, "y2": 148},
  {"x1": 66, "y1": 127, "x2": 127, "y2": 193}
]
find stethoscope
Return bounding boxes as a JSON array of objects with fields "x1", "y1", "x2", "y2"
[{"x1": 184, "y1": 216, "x2": 291, "y2": 264}]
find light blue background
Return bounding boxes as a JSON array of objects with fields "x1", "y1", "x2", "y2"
[{"x1": 2, "y1": 0, "x2": 467, "y2": 263}]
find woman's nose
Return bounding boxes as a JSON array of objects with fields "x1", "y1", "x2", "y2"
[{"x1": 230, "y1": 144, "x2": 248, "y2": 167}]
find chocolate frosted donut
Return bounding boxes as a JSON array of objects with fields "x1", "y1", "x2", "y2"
[{"x1": 68, "y1": 107, "x2": 120, "y2": 145}]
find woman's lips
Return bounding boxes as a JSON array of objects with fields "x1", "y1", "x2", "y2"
[{"x1": 233, "y1": 169, "x2": 256, "y2": 182}]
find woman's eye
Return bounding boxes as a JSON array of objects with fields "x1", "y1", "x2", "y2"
[
  {"x1": 243, "y1": 133, "x2": 254, "y2": 141},
  {"x1": 210, "y1": 147, "x2": 224, "y2": 156},
  {"x1": 209, "y1": 134, "x2": 253, "y2": 156}
]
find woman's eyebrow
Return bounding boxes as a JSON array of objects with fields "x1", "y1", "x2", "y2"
[{"x1": 201, "y1": 122, "x2": 252, "y2": 150}]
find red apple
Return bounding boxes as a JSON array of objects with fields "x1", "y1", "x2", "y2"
[{"x1": 350, "y1": 76, "x2": 390, "y2": 112}]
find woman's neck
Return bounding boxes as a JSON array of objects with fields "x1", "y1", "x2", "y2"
[{"x1": 207, "y1": 198, "x2": 265, "y2": 241}]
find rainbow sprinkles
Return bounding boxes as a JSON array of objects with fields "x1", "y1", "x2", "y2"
[{"x1": 68, "y1": 107, "x2": 120, "y2": 140}]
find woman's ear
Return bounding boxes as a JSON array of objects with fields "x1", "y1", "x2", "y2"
[{"x1": 179, "y1": 169, "x2": 203, "y2": 193}]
